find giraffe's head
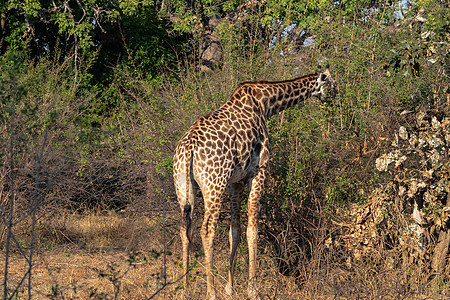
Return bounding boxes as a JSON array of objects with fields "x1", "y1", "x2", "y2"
[{"x1": 313, "y1": 64, "x2": 337, "y2": 101}]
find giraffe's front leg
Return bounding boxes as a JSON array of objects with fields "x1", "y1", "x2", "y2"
[
  {"x1": 225, "y1": 182, "x2": 244, "y2": 297},
  {"x1": 247, "y1": 169, "x2": 266, "y2": 300}
]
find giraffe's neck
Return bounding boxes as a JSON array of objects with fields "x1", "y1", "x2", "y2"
[
  {"x1": 235, "y1": 73, "x2": 322, "y2": 119},
  {"x1": 264, "y1": 74, "x2": 322, "y2": 118}
]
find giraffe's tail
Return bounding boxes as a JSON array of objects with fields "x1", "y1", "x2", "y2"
[
  {"x1": 183, "y1": 204, "x2": 192, "y2": 244},
  {"x1": 183, "y1": 148, "x2": 194, "y2": 244}
]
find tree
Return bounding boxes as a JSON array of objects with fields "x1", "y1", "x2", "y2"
[{"x1": 0, "y1": 1, "x2": 189, "y2": 83}]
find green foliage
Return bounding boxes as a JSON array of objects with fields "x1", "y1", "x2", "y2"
[
  {"x1": 0, "y1": 50, "x2": 28, "y2": 118},
  {"x1": 268, "y1": 102, "x2": 330, "y2": 204},
  {"x1": 262, "y1": 0, "x2": 330, "y2": 27},
  {"x1": 1, "y1": 0, "x2": 189, "y2": 89}
]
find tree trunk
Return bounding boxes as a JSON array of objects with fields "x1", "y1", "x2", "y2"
[{"x1": 200, "y1": 17, "x2": 223, "y2": 73}]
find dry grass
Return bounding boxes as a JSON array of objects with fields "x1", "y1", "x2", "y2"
[
  {"x1": 2, "y1": 209, "x2": 450, "y2": 299},
  {"x1": 39, "y1": 211, "x2": 159, "y2": 251},
  {"x1": 1, "y1": 210, "x2": 307, "y2": 299},
  {"x1": 1, "y1": 211, "x2": 181, "y2": 299}
]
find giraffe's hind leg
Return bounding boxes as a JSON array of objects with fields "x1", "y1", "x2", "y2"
[
  {"x1": 200, "y1": 184, "x2": 227, "y2": 300},
  {"x1": 225, "y1": 182, "x2": 244, "y2": 297},
  {"x1": 174, "y1": 154, "x2": 196, "y2": 293}
]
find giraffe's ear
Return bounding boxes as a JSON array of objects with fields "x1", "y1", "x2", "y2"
[
  {"x1": 325, "y1": 63, "x2": 330, "y2": 70},
  {"x1": 317, "y1": 64, "x2": 322, "y2": 71}
]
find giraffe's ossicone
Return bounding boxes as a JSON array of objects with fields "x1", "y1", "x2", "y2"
[{"x1": 173, "y1": 65, "x2": 336, "y2": 300}]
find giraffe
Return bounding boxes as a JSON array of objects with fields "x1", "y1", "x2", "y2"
[{"x1": 173, "y1": 65, "x2": 336, "y2": 299}]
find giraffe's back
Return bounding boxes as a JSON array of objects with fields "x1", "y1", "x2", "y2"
[{"x1": 174, "y1": 101, "x2": 269, "y2": 195}]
